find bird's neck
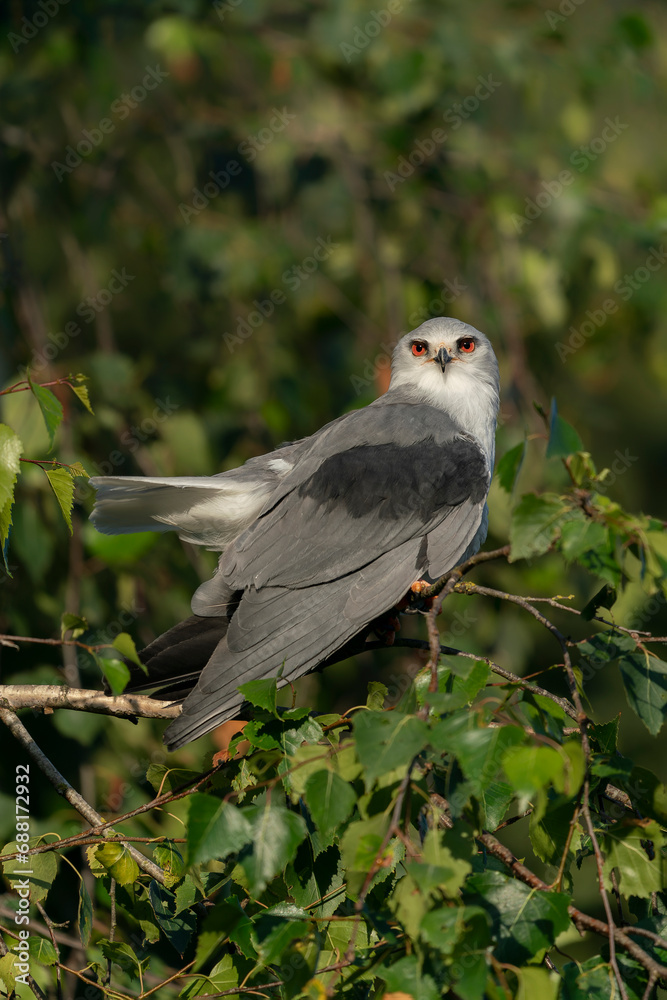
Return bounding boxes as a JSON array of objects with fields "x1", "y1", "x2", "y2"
[{"x1": 384, "y1": 379, "x2": 499, "y2": 471}]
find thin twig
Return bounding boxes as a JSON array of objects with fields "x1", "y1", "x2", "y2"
[
  {"x1": 0, "y1": 706, "x2": 166, "y2": 884},
  {"x1": 35, "y1": 902, "x2": 62, "y2": 1000},
  {"x1": 479, "y1": 830, "x2": 667, "y2": 981}
]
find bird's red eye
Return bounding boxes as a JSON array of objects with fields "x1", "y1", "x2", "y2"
[
  {"x1": 411, "y1": 342, "x2": 428, "y2": 357},
  {"x1": 458, "y1": 339, "x2": 475, "y2": 354}
]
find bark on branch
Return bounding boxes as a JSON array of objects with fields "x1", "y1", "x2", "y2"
[{"x1": 0, "y1": 684, "x2": 180, "y2": 719}]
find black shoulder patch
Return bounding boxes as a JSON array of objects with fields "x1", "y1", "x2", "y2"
[{"x1": 298, "y1": 436, "x2": 488, "y2": 522}]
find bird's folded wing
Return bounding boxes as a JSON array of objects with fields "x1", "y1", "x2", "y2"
[{"x1": 221, "y1": 400, "x2": 490, "y2": 592}]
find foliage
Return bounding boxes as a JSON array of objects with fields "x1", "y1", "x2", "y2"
[
  {"x1": 1, "y1": 0, "x2": 667, "y2": 997},
  {"x1": 2, "y1": 390, "x2": 667, "y2": 996}
]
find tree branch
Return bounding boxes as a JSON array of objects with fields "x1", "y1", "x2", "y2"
[
  {"x1": 0, "y1": 684, "x2": 180, "y2": 719},
  {"x1": 0, "y1": 706, "x2": 166, "y2": 884},
  {"x1": 478, "y1": 832, "x2": 667, "y2": 982}
]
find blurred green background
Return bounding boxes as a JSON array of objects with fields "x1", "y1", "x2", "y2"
[{"x1": 1, "y1": 0, "x2": 666, "y2": 874}]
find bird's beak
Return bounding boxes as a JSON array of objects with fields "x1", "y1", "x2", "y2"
[{"x1": 435, "y1": 346, "x2": 453, "y2": 372}]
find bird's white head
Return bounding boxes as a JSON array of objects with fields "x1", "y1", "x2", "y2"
[{"x1": 388, "y1": 317, "x2": 500, "y2": 467}]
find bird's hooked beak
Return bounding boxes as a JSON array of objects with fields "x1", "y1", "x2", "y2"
[{"x1": 435, "y1": 346, "x2": 453, "y2": 372}]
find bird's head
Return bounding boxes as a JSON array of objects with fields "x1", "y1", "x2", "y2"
[
  {"x1": 389, "y1": 317, "x2": 499, "y2": 406},
  {"x1": 388, "y1": 317, "x2": 500, "y2": 462}
]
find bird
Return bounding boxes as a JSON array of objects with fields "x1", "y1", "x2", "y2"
[{"x1": 90, "y1": 317, "x2": 500, "y2": 749}]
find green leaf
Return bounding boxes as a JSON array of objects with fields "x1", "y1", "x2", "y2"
[
  {"x1": 517, "y1": 967, "x2": 560, "y2": 1000},
  {"x1": 420, "y1": 904, "x2": 490, "y2": 955},
  {"x1": 153, "y1": 841, "x2": 186, "y2": 888},
  {"x1": 465, "y1": 871, "x2": 571, "y2": 964},
  {"x1": 238, "y1": 676, "x2": 278, "y2": 713},
  {"x1": 509, "y1": 493, "x2": 566, "y2": 561},
  {"x1": 251, "y1": 903, "x2": 310, "y2": 967},
  {"x1": 238, "y1": 798, "x2": 307, "y2": 897},
  {"x1": 78, "y1": 877, "x2": 93, "y2": 947},
  {"x1": 603, "y1": 820, "x2": 667, "y2": 898},
  {"x1": 187, "y1": 795, "x2": 253, "y2": 866},
  {"x1": 562, "y1": 957, "x2": 623, "y2": 1000},
  {"x1": 304, "y1": 769, "x2": 356, "y2": 834},
  {"x1": 431, "y1": 716, "x2": 525, "y2": 796},
  {"x1": 1, "y1": 838, "x2": 59, "y2": 903},
  {"x1": 67, "y1": 376, "x2": 95, "y2": 414},
  {"x1": 559, "y1": 518, "x2": 608, "y2": 562},
  {"x1": 112, "y1": 631, "x2": 145, "y2": 670},
  {"x1": 353, "y1": 709, "x2": 429, "y2": 790},
  {"x1": 286, "y1": 845, "x2": 345, "y2": 917},
  {"x1": 99, "y1": 939, "x2": 140, "y2": 976},
  {"x1": 377, "y1": 955, "x2": 440, "y2": 1000},
  {"x1": 581, "y1": 584, "x2": 616, "y2": 621},
  {"x1": 91, "y1": 842, "x2": 139, "y2": 885},
  {"x1": 67, "y1": 461, "x2": 89, "y2": 478},
  {"x1": 98, "y1": 656, "x2": 131, "y2": 695},
  {"x1": 339, "y1": 813, "x2": 389, "y2": 876},
  {"x1": 29, "y1": 382, "x2": 63, "y2": 450},
  {"x1": 0, "y1": 424, "x2": 23, "y2": 559},
  {"x1": 582, "y1": 632, "x2": 667, "y2": 736},
  {"x1": 530, "y1": 800, "x2": 580, "y2": 865},
  {"x1": 546, "y1": 398, "x2": 584, "y2": 458},
  {"x1": 496, "y1": 440, "x2": 526, "y2": 493},
  {"x1": 619, "y1": 649, "x2": 667, "y2": 736},
  {"x1": 504, "y1": 743, "x2": 583, "y2": 804},
  {"x1": 0, "y1": 953, "x2": 16, "y2": 993},
  {"x1": 479, "y1": 781, "x2": 514, "y2": 830},
  {"x1": 28, "y1": 936, "x2": 58, "y2": 966},
  {"x1": 44, "y1": 466, "x2": 75, "y2": 534},
  {"x1": 149, "y1": 880, "x2": 197, "y2": 956},
  {"x1": 61, "y1": 611, "x2": 88, "y2": 639},
  {"x1": 193, "y1": 899, "x2": 250, "y2": 971},
  {"x1": 366, "y1": 680, "x2": 388, "y2": 710},
  {"x1": 146, "y1": 763, "x2": 200, "y2": 795}
]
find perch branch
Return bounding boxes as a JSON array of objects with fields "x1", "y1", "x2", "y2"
[{"x1": 0, "y1": 684, "x2": 180, "y2": 719}]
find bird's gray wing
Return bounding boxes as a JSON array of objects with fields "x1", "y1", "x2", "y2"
[
  {"x1": 164, "y1": 537, "x2": 424, "y2": 747},
  {"x1": 220, "y1": 401, "x2": 490, "y2": 593},
  {"x1": 164, "y1": 403, "x2": 490, "y2": 748}
]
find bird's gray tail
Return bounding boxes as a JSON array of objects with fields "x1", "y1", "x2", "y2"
[
  {"x1": 118, "y1": 615, "x2": 230, "y2": 700},
  {"x1": 89, "y1": 475, "x2": 269, "y2": 549}
]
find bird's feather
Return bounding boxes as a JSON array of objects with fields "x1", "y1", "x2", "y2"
[{"x1": 90, "y1": 316, "x2": 501, "y2": 749}]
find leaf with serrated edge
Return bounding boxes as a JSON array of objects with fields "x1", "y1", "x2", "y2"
[
  {"x1": 305, "y1": 769, "x2": 356, "y2": 834},
  {"x1": 78, "y1": 878, "x2": 93, "y2": 947},
  {"x1": 29, "y1": 382, "x2": 64, "y2": 450},
  {"x1": 187, "y1": 794, "x2": 254, "y2": 866},
  {"x1": 0, "y1": 424, "x2": 23, "y2": 556},
  {"x1": 112, "y1": 631, "x2": 144, "y2": 669},
  {"x1": 68, "y1": 379, "x2": 95, "y2": 414},
  {"x1": 603, "y1": 821, "x2": 667, "y2": 898},
  {"x1": 45, "y1": 466, "x2": 75, "y2": 533},
  {"x1": 238, "y1": 799, "x2": 307, "y2": 897}
]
